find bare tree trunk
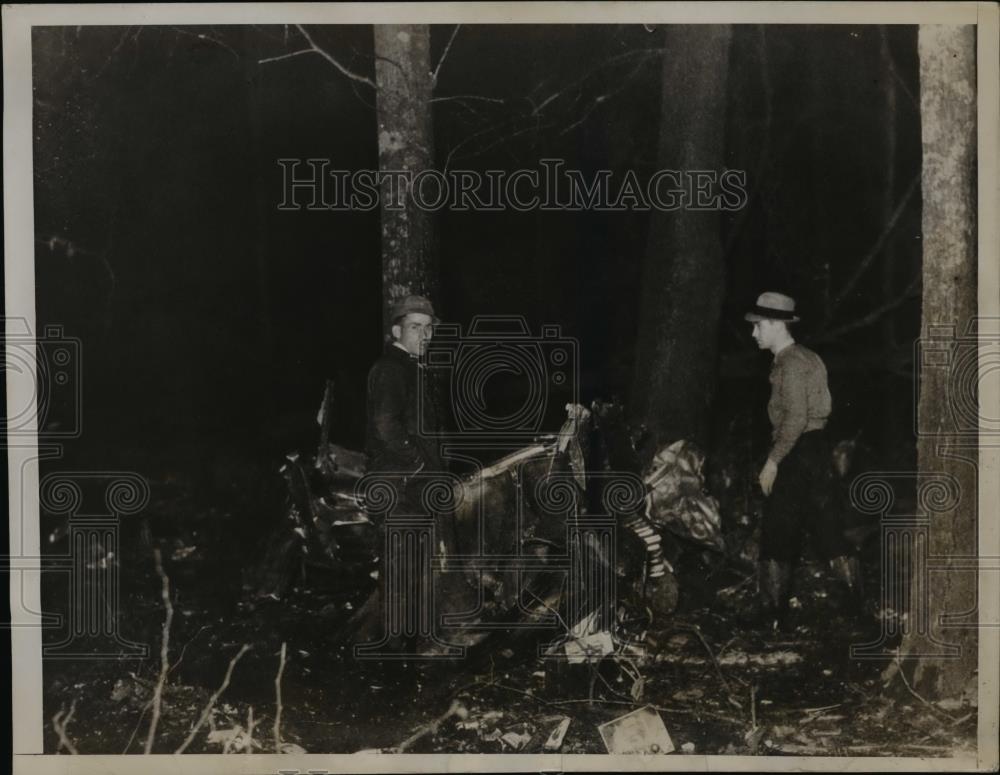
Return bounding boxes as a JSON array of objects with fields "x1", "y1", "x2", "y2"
[
  {"x1": 373, "y1": 25, "x2": 437, "y2": 332},
  {"x1": 243, "y1": 29, "x2": 276, "y2": 360},
  {"x1": 903, "y1": 24, "x2": 978, "y2": 698},
  {"x1": 629, "y1": 25, "x2": 732, "y2": 450},
  {"x1": 878, "y1": 26, "x2": 901, "y2": 452},
  {"x1": 879, "y1": 26, "x2": 899, "y2": 353}
]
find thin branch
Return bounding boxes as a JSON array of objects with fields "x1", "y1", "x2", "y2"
[
  {"x1": 94, "y1": 26, "x2": 135, "y2": 78},
  {"x1": 816, "y1": 272, "x2": 920, "y2": 342},
  {"x1": 431, "y1": 25, "x2": 461, "y2": 85},
  {"x1": 528, "y1": 47, "x2": 666, "y2": 117},
  {"x1": 883, "y1": 36, "x2": 919, "y2": 112},
  {"x1": 174, "y1": 644, "x2": 252, "y2": 754},
  {"x1": 445, "y1": 122, "x2": 548, "y2": 172},
  {"x1": 522, "y1": 584, "x2": 571, "y2": 633},
  {"x1": 273, "y1": 642, "x2": 287, "y2": 752},
  {"x1": 122, "y1": 699, "x2": 153, "y2": 754},
  {"x1": 372, "y1": 52, "x2": 405, "y2": 74},
  {"x1": 169, "y1": 26, "x2": 240, "y2": 61},
  {"x1": 144, "y1": 548, "x2": 173, "y2": 754},
  {"x1": 893, "y1": 652, "x2": 963, "y2": 725},
  {"x1": 443, "y1": 115, "x2": 521, "y2": 172},
  {"x1": 829, "y1": 172, "x2": 919, "y2": 314},
  {"x1": 246, "y1": 706, "x2": 256, "y2": 755},
  {"x1": 557, "y1": 57, "x2": 653, "y2": 136},
  {"x1": 670, "y1": 623, "x2": 744, "y2": 715},
  {"x1": 474, "y1": 679, "x2": 559, "y2": 709},
  {"x1": 429, "y1": 94, "x2": 505, "y2": 105},
  {"x1": 257, "y1": 48, "x2": 313, "y2": 66},
  {"x1": 168, "y1": 624, "x2": 210, "y2": 675},
  {"x1": 292, "y1": 24, "x2": 375, "y2": 88},
  {"x1": 394, "y1": 700, "x2": 466, "y2": 753},
  {"x1": 52, "y1": 701, "x2": 79, "y2": 754}
]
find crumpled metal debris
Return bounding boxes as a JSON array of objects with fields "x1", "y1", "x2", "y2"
[
  {"x1": 645, "y1": 440, "x2": 724, "y2": 551},
  {"x1": 598, "y1": 705, "x2": 675, "y2": 754},
  {"x1": 542, "y1": 716, "x2": 571, "y2": 751}
]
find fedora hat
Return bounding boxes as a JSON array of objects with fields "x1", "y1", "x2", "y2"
[
  {"x1": 389, "y1": 294, "x2": 439, "y2": 324},
  {"x1": 744, "y1": 291, "x2": 800, "y2": 322}
]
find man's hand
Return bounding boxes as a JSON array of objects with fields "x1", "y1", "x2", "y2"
[{"x1": 759, "y1": 458, "x2": 779, "y2": 496}]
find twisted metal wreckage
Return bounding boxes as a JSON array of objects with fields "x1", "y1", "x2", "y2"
[{"x1": 256, "y1": 390, "x2": 725, "y2": 659}]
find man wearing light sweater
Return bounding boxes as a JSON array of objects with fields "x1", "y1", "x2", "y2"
[{"x1": 745, "y1": 292, "x2": 860, "y2": 630}]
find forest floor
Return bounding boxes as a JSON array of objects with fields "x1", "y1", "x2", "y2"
[{"x1": 40, "y1": 464, "x2": 979, "y2": 759}]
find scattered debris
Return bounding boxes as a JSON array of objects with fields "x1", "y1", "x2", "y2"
[
  {"x1": 541, "y1": 716, "x2": 571, "y2": 751},
  {"x1": 598, "y1": 705, "x2": 675, "y2": 755},
  {"x1": 392, "y1": 700, "x2": 468, "y2": 753},
  {"x1": 565, "y1": 631, "x2": 615, "y2": 664},
  {"x1": 644, "y1": 440, "x2": 724, "y2": 552},
  {"x1": 500, "y1": 730, "x2": 531, "y2": 750}
]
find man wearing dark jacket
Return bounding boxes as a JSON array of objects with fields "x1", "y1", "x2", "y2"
[
  {"x1": 746, "y1": 291, "x2": 861, "y2": 630},
  {"x1": 365, "y1": 294, "x2": 443, "y2": 475},
  {"x1": 358, "y1": 294, "x2": 448, "y2": 657}
]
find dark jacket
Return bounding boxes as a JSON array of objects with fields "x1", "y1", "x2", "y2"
[{"x1": 365, "y1": 343, "x2": 443, "y2": 473}]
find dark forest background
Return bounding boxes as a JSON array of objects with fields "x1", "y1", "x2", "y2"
[{"x1": 29, "y1": 24, "x2": 922, "y2": 479}]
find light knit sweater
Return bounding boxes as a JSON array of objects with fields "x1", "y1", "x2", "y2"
[{"x1": 767, "y1": 342, "x2": 831, "y2": 464}]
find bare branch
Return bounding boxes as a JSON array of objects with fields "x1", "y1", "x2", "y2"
[
  {"x1": 168, "y1": 624, "x2": 210, "y2": 675},
  {"x1": 122, "y1": 699, "x2": 153, "y2": 754},
  {"x1": 273, "y1": 642, "x2": 287, "y2": 752},
  {"x1": 893, "y1": 651, "x2": 964, "y2": 724},
  {"x1": 444, "y1": 120, "x2": 546, "y2": 172},
  {"x1": 144, "y1": 548, "x2": 173, "y2": 754},
  {"x1": 829, "y1": 172, "x2": 919, "y2": 314},
  {"x1": 174, "y1": 644, "x2": 252, "y2": 754},
  {"x1": 429, "y1": 94, "x2": 505, "y2": 105},
  {"x1": 246, "y1": 706, "x2": 256, "y2": 755},
  {"x1": 94, "y1": 26, "x2": 136, "y2": 78},
  {"x1": 292, "y1": 24, "x2": 376, "y2": 88},
  {"x1": 52, "y1": 700, "x2": 79, "y2": 754},
  {"x1": 431, "y1": 24, "x2": 461, "y2": 85},
  {"x1": 816, "y1": 272, "x2": 920, "y2": 342},
  {"x1": 669, "y1": 623, "x2": 744, "y2": 715},
  {"x1": 169, "y1": 26, "x2": 240, "y2": 61},
  {"x1": 557, "y1": 57, "x2": 653, "y2": 136},
  {"x1": 883, "y1": 38, "x2": 919, "y2": 111},
  {"x1": 393, "y1": 700, "x2": 466, "y2": 753},
  {"x1": 443, "y1": 116, "x2": 517, "y2": 172},
  {"x1": 257, "y1": 48, "x2": 313, "y2": 66},
  {"x1": 528, "y1": 47, "x2": 666, "y2": 117}
]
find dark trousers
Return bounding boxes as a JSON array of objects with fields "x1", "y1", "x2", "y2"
[{"x1": 760, "y1": 430, "x2": 850, "y2": 563}]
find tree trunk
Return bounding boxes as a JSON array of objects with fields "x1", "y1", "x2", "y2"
[
  {"x1": 373, "y1": 25, "x2": 437, "y2": 332},
  {"x1": 242, "y1": 29, "x2": 276, "y2": 361},
  {"x1": 629, "y1": 25, "x2": 732, "y2": 450},
  {"x1": 879, "y1": 26, "x2": 899, "y2": 353},
  {"x1": 879, "y1": 26, "x2": 900, "y2": 452},
  {"x1": 902, "y1": 24, "x2": 978, "y2": 699}
]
